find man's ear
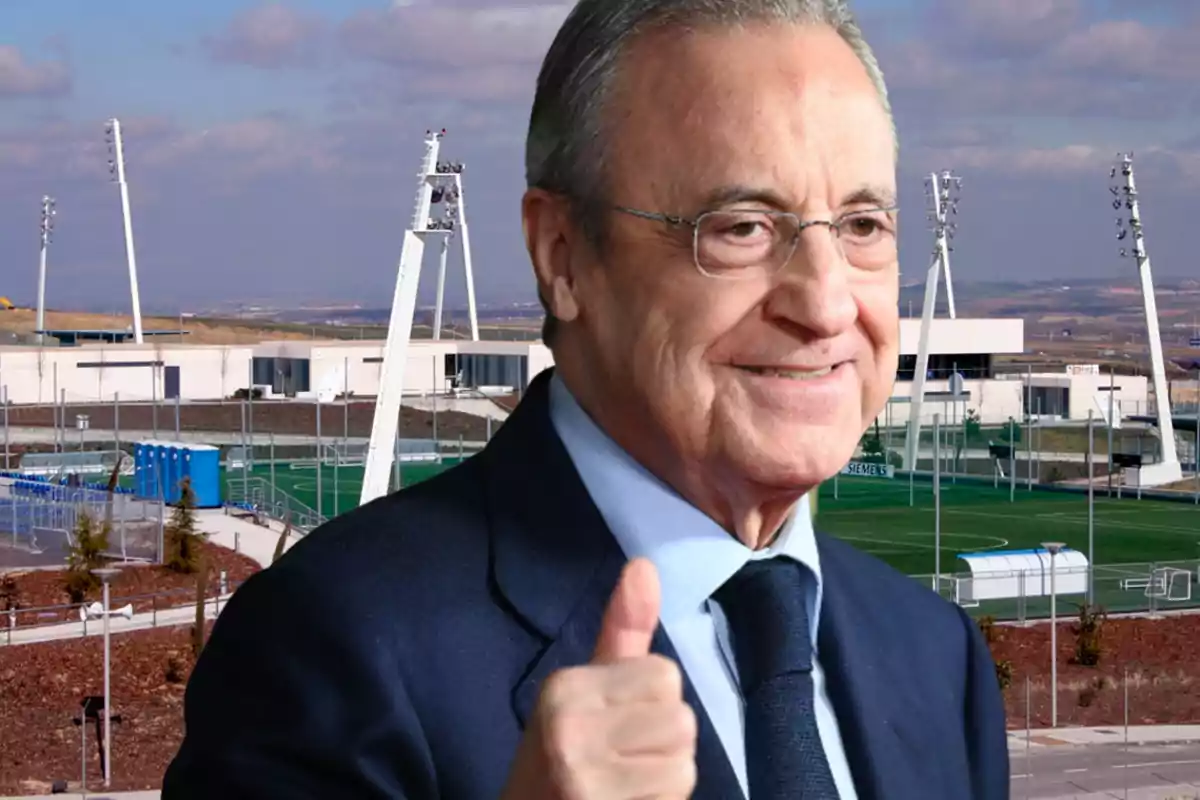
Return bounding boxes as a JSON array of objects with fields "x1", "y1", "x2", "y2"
[{"x1": 522, "y1": 188, "x2": 581, "y2": 326}]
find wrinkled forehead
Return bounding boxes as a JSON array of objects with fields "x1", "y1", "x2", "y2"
[{"x1": 605, "y1": 21, "x2": 896, "y2": 213}]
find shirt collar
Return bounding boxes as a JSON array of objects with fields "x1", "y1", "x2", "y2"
[{"x1": 547, "y1": 374, "x2": 823, "y2": 625}]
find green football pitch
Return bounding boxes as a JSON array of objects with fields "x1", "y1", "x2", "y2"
[
  {"x1": 221, "y1": 458, "x2": 1200, "y2": 580},
  {"x1": 208, "y1": 458, "x2": 1200, "y2": 619},
  {"x1": 815, "y1": 475, "x2": 1200, "y2": 576},
  {"x1": 221, "y1": 458, "x2": 467, "y2": 518}
]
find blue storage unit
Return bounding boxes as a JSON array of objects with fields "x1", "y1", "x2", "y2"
[{"x1": 133, "y1": 440, "x2": 221, "y2": 508}]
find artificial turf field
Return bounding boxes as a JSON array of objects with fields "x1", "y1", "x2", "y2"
[
  {"x1": 224, "y1": 459, "x2": 1200, "y2": 581},
  {"x1": 815, "y1": 475, "x2": 1200, "y2": 577},
  {"x1": 221, "y1": 458, "x2": 467, "y2": 518}
]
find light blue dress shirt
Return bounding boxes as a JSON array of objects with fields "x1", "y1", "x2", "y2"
[{"x1": 548, "y1": 376, "x2": 858, "y2": 799}]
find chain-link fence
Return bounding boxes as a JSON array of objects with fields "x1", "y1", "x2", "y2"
[
  {"x1": 912, "y1": 561, "x2": 1200, "y2": 621},
  {"x1": 1004, "y1": 659, "x2": 1200, "y2": 798},
  {"x1": 0, "y1": 478, "x2": 163, "y2": 569},
  {"x1": 2, "y1": 577, "x2": 245, "y2": 644},
  {"x1": 823, "y1": 410, "x2": 1200, "y2": 623}
]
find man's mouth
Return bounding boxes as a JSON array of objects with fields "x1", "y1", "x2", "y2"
[{"x1": 737, "y1": 364, "x2": 839, "y2": 380}]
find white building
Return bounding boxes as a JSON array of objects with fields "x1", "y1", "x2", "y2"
[
  {"x1": 0, "y1": 339, "x2": 554, "y2": 406},
  {"x1": 0, "y1": 317, "x2": 1149, "y2": 427}
]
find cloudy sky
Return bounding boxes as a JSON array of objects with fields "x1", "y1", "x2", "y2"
[{"x1": 1, "y1": 0, "x2": 1197, "y2": 313}]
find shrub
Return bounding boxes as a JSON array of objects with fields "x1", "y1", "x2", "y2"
[
  {"x1": 164, "y1": 654, "x2": 188, "y2": 684},
  {"x1": 1077, "y1": 676, "x2": 1106, "y2": 708},
  {"x1": 63, "y1": 510, "x2": 111, "y2": 603},
  {"x1": 0, "y1": 573, "x2": 19, "y2": 612},
  {"x1": 977, "y1": 615, "x2": 998, "y2": 645},
  {"x1": 994, "y1": 659, "x2": 1013, "y2": 691},
  {"x1": 1073, "y1": 603, "x2": 1107, "y2": 667},
  {"x1": 165, "y1": 477, "x2": 205, "y2": 574},
  {"x1": 859, "y1": 423, "x2": 887, "y2": 465}
]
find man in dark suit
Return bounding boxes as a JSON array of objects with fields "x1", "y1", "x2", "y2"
[{"x1": 164, "y1": 0, "x2": 1008, "y2": 797}]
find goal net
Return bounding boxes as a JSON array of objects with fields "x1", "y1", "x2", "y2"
[{"x1": 1145, "y1": 567, "x2": 1193, "y2": 602}]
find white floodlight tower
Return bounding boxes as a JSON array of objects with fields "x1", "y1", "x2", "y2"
[
  {"x1": 431, "y1": 168, "x2": 480, "y2": 341},
  {"x1": 903, "y1": 170, "x2": 962, "y2": 471},
  {"x1": 105, "y1": 118, "x2": 144, "y2": 345},
  {"x1": 36, "y1": 195, "x2": 56, "y2": 344},
  {"x1": 360, "y1": 130, "x2": 481, "y2": 505},
  {"x1": 1110, "y1": 153, "x2": 1181, "y2": 485}
]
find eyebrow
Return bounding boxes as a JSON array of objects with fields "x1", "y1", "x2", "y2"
[{"x1": 695, "y1": 183, "x2": 897, "y2": 213}]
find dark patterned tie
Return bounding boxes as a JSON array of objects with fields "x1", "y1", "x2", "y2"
[{"x1": 714, "y1": 557, "x2": 839, "y2": 800}]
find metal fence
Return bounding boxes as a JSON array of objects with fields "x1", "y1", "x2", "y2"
[
  {"x1": 0, "y1": 478, "x2": 163, "y2": 569},
  {"x1": 912, "y1": 561, "x2": 1200, "y2": 622},
  {"x1": 1, "y1": 577, "x2": 245, "y2": 645},
  {"x1": 1007, "y1": 669, "x2": 1200, "y2": 798}
]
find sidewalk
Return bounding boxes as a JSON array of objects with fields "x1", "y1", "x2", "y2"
[
  {"x1": 1035, "y1": 786, "x2": 1200, "y2": 799},
  {"x1": 1, "y1": 508, "x2": 299, "y2": 647},
  {"x1": 1008, "y1": 724, "x2": 1200, "y2": 749}
]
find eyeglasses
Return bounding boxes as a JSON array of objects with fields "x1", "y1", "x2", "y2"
[{"x1": 613, "y1": 205, "x2": 899, "y2": 280}]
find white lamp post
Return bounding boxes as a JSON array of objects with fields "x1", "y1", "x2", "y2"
[
  {"x1": 1041, "y1": 542, "x2": 1066, "y2": 728},
  {"x1": 87, "y1": 567, "x2": 122, "y2": 786}
]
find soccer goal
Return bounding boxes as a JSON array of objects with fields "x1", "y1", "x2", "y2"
[{"x1": 1145, "y1": 567, "x2": 1193, "y2": 602}]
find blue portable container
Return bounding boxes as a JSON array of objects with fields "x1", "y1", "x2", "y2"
[
  {"x1": 183, "y1": 446, "x2": 221, "y2": 508},
  {"x1": 133, "y1": 442, "x2": 154, "y2": 498},
  {"x1": 133, "y1": 440, "x2": 221, "y2": 507}
]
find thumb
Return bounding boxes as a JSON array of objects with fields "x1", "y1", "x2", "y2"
[{"x1": 592, "y1": 557, "x2": 661, "y2": 664}]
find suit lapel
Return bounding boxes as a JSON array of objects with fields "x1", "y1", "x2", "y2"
[
  {"x1": 817, "y1": 535, "x2": 931, "y2": 800},
  {"x1": 484, "y1": 370, "x2": 741, "y2": 800}
]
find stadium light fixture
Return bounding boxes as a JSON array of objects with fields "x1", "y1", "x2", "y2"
[
  {"x1": 360, "y1": 129, "x2": 481, "y2": 506},
  {"x1": 1108, "y1": 153, "x2": 1180, "y2": 486},
  {"x1": 36, "y1": 195, "x2": 56, "y2": 344},
  {"x1": 904, "y1": 170, "x2": 963, "y2": 472},
  {"x1": 104, "y1": 118, "x2": 145, "y2": 345}
]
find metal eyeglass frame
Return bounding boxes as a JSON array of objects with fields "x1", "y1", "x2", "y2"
[{"x1": 612, "y1": 204, "x2": 899, "y2": 279}]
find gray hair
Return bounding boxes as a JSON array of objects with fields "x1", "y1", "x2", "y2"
[{"x1": 526, "y1": 0, "x2": 892, "y2": 342}]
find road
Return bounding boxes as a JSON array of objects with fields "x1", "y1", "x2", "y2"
[{"x1": 1013, "y1": 741, "x2": 1200, "y2": 799}]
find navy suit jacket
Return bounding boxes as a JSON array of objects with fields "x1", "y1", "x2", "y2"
[{"x1": 163, "y1": 369, "x2": 1008, "y2": 799}]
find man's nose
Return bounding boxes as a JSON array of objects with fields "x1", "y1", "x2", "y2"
[{"x1": 762, "y1": 227, "x2": 858, "y2": 339}]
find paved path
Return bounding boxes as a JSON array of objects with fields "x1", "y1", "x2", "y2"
[
  {"x1": 1, "y1": 508, "x2": 297, "y2": 647},
  {"x1": 6, "y1": 731, "x2": 1200, "y2": 798},
  {"x1": 1011, "y1": 727, "x2": 1200, "y2": 799}
]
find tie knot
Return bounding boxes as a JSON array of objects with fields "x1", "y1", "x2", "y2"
[{"x1": 713, "y1": 557, "x2": 814, "y2": 697}]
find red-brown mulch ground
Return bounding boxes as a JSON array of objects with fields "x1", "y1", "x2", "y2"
[
  {"x1": 989, "y1": 613, "x2": 1200, "y2": 729},
  {"x1": 5, "y1": 601, "x2": 1200, "y2": 794},
  {"x1": 0, "y1": 621, "x2": 214, "y2": 795},
  {"x1": 1, "y1": 539, "x2": 261, "y2": 629}
]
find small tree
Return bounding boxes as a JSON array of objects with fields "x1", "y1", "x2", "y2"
[
  {"x1": 963, "y1": 409, "x2": 982, "y2": 442},
  {"x1": 956, "y1": 409, "x2": 983, "y2": 465},
  {"x1": 64, "y1": 510, "x2": 111, "y2": 603},
  {"x1": 994, "y1": 659, "x2": 1014, "y2": 690},
  {"x1": 165, "y1": 477, "x2": 204, "y2": 574},
  {"x1": 1073, "y1": 603, "x2": 1107, "y2": 667},
  {"x1": 859, "y1": 422, "x2": 887, "y2": 465},
  {"x1": 0, "y1": 573, "x2": 20, "y2": 612},
  {"x1": 976, "y1": 615, "x2": 1012, "y2": 691}
]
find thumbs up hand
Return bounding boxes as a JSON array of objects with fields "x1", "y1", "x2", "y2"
[{"x1": 500, "y1": 558, "x2": 698, "y2": 800}]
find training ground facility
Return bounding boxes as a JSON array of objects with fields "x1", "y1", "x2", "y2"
[{"x1": 2, "y1": 313, "x2": 1197, "y2": 620}]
